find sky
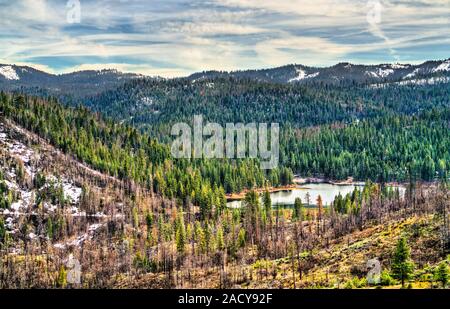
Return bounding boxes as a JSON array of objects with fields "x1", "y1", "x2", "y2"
[{"x1": 0, "y1": 0, "x2": 449, "y2": 77}]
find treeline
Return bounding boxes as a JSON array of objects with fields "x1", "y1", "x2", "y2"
[
  {"x1": 82, "y1": 77, "x2": 449, "y2": 140},
  {"x1": 80, "y1": 77, "x2": 450, "y2": 183},
  {"x1": 83, "y1": 78, "x2": 377, "y2": 140},
  {"x1": 280, "y1": 109, "x2": 450, "y2": 182}
]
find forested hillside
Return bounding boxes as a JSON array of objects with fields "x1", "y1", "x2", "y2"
[
  {"x1": 0, "y1": 92, "x2": 293, "y2": 216},
  {"x1": 82, "y1": 78, "x2": 450, "y2": 134},
  {"x1": 3, "y1": 78, "x2": 450, "y2": 190},
  {"x1": 1, "y1": 87, "x2": 450, "y2": 289},
  {"x1": 281, "y1": 110, "x2": 450, "y2": 182},
  {"x1": 77, "y1": 78, "x2": 450, "y2": 183},
  {"x1": 1, "y1": 106, "x2": 449, "y2": 288},
  {"x1": 0, "y1": 64, "x2": 142, "y2": 98}
]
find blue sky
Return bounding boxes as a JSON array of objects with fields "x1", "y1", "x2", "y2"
[{"x1": 0, "y1": 0, "x2": 449, "y2": 77}]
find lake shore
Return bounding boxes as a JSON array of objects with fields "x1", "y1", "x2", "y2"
[
  {"x1": 226, "y1": 185, "x2": 300, "y2": 201},
  {"x1": 294, "y1": 176, "x2": 365, "y2": 186},
  {"x1": 226, "y1": 177, "x2": 410, "y2": 202},
  {"x1": 293, "y1": 176, "x2": 407, "y2": 187}
]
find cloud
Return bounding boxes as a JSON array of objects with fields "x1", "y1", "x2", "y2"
[
  {"x1": 62, "y1": 62, "x2": 190, "y2": 78},
  {"x1": 0, "y1": 0, "x2": 448, "y2": 77},
  {"x1": 253, "y1": 35, "x2": 353, "y2": 67}
]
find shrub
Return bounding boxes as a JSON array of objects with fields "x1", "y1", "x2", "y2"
[{"x1": 380, "y1": 270, "x2": 397, "y2": 286}]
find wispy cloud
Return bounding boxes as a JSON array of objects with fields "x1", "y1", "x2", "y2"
[{"x1": 0, "y1": 0, "x2": 448, "y2": 77}]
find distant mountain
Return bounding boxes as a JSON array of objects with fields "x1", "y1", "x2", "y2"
[
  {"x1": 1, "y1": 59, "x2": 449, "y2": 115},
  {"x1": 0, "y1": 64, "x2": 144, "y2": 98},
  {"x1": 187, "y1": 59, "x2": 450, "y2": 85},
  {"x1": 1, "y1": 59, "x2": 449, "y2": 99}
]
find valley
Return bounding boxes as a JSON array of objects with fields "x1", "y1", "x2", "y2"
[{"x1": 0, "y1": 60, "x2": 449, "y2": 289}]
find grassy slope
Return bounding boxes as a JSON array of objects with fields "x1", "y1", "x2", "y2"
[
  {"x1": 118, "y1": 213, "x2": 444, "y2": 289},
  {"x1": 243, "y1": 214, "x2": 443, "y2": 289}
]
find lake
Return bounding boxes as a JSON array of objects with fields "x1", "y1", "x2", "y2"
[{"x1": 226, "y1": 183, "x2": 406, "y2": 208}]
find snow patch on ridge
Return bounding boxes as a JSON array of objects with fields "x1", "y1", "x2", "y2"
[
  {"x1": 389, "y1": 63, "x2": 409, "y2": 69},
  {"x1": 432, "y1": 60, "x2": 450, "y2": 73},
  {"x1": 0, "y1": 66, "x2": 20, "y2": 80},
  {"x1": 289, "y1": 68, "x2": 319, "y2": 82},
  {"x1": 371, "y1": 76, "x2": 450, "y2": 88},
  {"x1": 365, "y1": 68, "x2": 394, "y2": 78},
  {"x1": 403, "y1": 68, "x2": 420, "y2": 79}
]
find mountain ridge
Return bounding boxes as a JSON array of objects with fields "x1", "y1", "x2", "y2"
[
  {"x1": 187, "y1": 58, "x2": 450, "y2": 84},
  {"x1": 0, "y1": 64, "x2": 145, "y2": 98},
  {"x1": 1, "y1": 58, "x2": 449, "y2": 85}
]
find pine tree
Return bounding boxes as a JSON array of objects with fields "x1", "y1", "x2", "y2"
[
  {"x1": 391, "y1": 237, "x2": 415, "y2": 287},
  {"x1": 195, "y1": 222, "x2": 206, "y2": 254},
  {"x1": 237, "y1": 228, "x2": 246, "y2": 249},
  {"x1": 317, "y1": 195, "x2": 323, "y2": 219},
  {"x1": 186, "y1": 223, "x2": 193, "y2": 243},
  {"x1": 217, "y1": 187, "x2": 227, "y2": 215},
  {"x1": 132, "y1": 207, "x2": 139, "y2": 228},
  {"x1": 244, "y1": 190, "x2": 261, "y2": 243},
  {"x1": 305, "y1": 192, "x2": 311, "y2": 207},
  {"x1": 146, "y1": 212, "x2": 154, "y2": 228},
  {"x1": 47, "y1": 218, "x2": 53, "y2": 240},
  {"x1": 293, "y1": 197, "x2": 303, "y2": 221},
  {"x1": 146, "y1": 212, "x2": 154, "y2": 243},
  {"x1": 204, "y1": 222, "x2": 212, "y2": 253},
  {"x1": 0, "y1": 217, "x2": 5, "y2": 244},
  {"x1": 57, "y1": 266, "x2": 67, "y2": 288},
  {"x1": 434, "y1": 261, "x2": 449, "y2": 288},
  {"x1": 216, "y1": 225, "x2": 225, "y2": 251},
  {"x1": 176, "y1": 211, "x2": 186, "y2": 254},
  {"x1": 316, "y1": 195, "x2": 323, "y2": 235},
  {"x1": 263, "y1": 189, "x2": 272, "y2": 223}
]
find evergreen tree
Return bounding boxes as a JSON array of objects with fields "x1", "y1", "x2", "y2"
[
  {"x1": 132, "y1": 207, "x2": 139, "y2": 228},
  {"x1": 317, "y1": 195, "x2": 323, "y2": 219},
  {"x1": 0, "y1": 217, "x2": 5, "y2": 244},
  {"x1": 305, "y1": 192, "x2": 311, "y2": 207},
  {"x1": 237, "y1": 228, "x2": 246, "y2": 249},
  {"x1": 57, "y1": 266, "x2": 67, "y2": 288},
  {"x1": 146, "y1": 212, "x2": 154, "y2": 242},
  {"x1": 262, "y1": 189, "x2": 272, "y2": 223},
  {"x1": 204, "y1": 222, "x2": 212, "y2": 253},
  {"x1": 434, "y1": 261, "x2": 449, "y2": 288},
  {"x1": 176, "y1": 211, "x2": 186, "y2": 254},
  {"x1": 194, "y1": 222, "x2": 206, "y2": 254},
  {"x1": 216, "y1": 225, "x2": 225, "y2": 251},
  {"x1": 293, "y1": 197, "x2": 303, "y2": 221},
  {"x1": 47, "y1": 218, "x2": 53, "y2": 240},
  {"x1": 317, "y1": 194, "x2": 323, "y2": 235},
  {"x1": 244, "y1": 190, "x2": 260, "y2": 243},
  {"x1": 391, "y1": 237, "x2": 415, "y2": 287}
]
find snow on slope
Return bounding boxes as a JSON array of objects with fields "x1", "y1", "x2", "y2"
[
  {"x1": 403, "y1": 68, "x2": 420, "y2": 79},
  {"x1": 432, "y1": 60, "x2": 450, "y2": 73},
  {"x1": 288, "y1": 68, "x2": 319, "y2": 82},
  {"x1": 397, "y1": 76, "x2": 450, "y2": 86},
  {"x1": 371, "y1": 76, "x2": 450, "y2": 88},
  {"x1": 389, "y1": 63, "x2": 410, "y2": 69},
  {"x1": 365, "y1": 68, "x2": 394, "y2": 78},
  {"x1": 0, "y1": 65, "x2": 20, "y2": 80}
]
